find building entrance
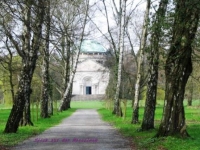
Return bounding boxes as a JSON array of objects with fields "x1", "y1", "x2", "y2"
[{"x1": 86, "y1": 86, "x2": 92, "y2": 95}]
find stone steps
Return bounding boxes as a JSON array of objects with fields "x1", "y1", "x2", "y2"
[{"x1": 71, "y1": 94, "x2": 105, "y2": 101}]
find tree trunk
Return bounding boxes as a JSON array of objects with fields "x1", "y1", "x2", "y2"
[
  {"x1": 60, "y1": 82, "x2": 72, "y2": 110},
  {"x1": 112, "y1": 0, "x2": 126, "y2": 117},
  {"x1": 18, "y1": 0, "x2": 33, "y2": 126},
  {"x1": 48, "y1": 99, "x2": 53, "y2": 115},
  {"x1": 5, "y1": 57, "x2": 38, "y2": 131},
  {"x1": 61, "y1": 34, "x2": 71, "y2": 98},
  {"x1": 141, "y1": 0, "x2": 168, "y2": 130},
  {"x1": 59, "y1": 0, "x2": 89, "y2": 111},
  {"x1": 156, "y1": 0, "x2": 199, "y2": 137},
  {"x1": 4, "y1": 75, "x2": 30, "y2": 132},
  {"x1": 132, "y1": 0, "x2": 150, "y2": 124},
  {"x1": 41, "y1": 0, "x2": 51, "y2": 118},
  {"x1": 40, "y1": 52, "x2": 50, "y2": 118},
  {"x1": 61, "y1": 41, "x2": 70, "y2": 111},
  {"x1": 20, "y1": 93, "x2": 33, "y2": 126},
  {"x1": 59, "y1": 54, "x2": 78, "y2": 111},
  {"x1": 4, "y1": 0, "x2": 45, "y2": 133}
]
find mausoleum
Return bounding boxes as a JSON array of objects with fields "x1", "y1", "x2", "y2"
[{"x1": 72, "y1": 40, "x2": 109, "y2": 97}]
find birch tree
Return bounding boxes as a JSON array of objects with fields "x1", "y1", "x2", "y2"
[
  {"x1": 156, "y1": 0, "x2": 199, "y2": 137},
  {"x1": 4, "y1": 0, "x2": 46, "y2": 133},
  {"x1": 98, "y1": 0, "x2": 142, "y2": 115},
  {"x1": 100, "y1": 0, "x2": 119, "y2": 103},
  {"x1": 112, "y1": 0, "x2": 127, "y2": 116},
  {"x1": 141, "y1": 0, "x2": 168, "y2": 130},
  {"x1": 132, "y1": 0, "x2": 150, "y2": 124},
  {"x1": 59, "y1": 0, "x2": 90, "y2": 111},
  {"x1": 41, "y1": 0, "x2": 52, "y2": 118},
  {"x1": 52, "y1": 0, "x2": 78, "y2": 109}
]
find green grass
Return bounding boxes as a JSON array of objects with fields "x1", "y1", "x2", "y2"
[
  {"x1": 0, "y1": 100, "x2": 199, "y2": 149},
  {"x1": 98, "y1": 100, "x2": 200, "y2": 150},
  {"x1": 0, "y1": 108, "x2": 76, "y2": 148},
  {"x1": 71, "y1": 100, "x2": 104, "y2": 109},
  {"x1": 0, "y1": 100, "x2": 103, "y2": 148}
]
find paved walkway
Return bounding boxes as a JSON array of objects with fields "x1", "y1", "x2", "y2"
[{"x1": 12, "y1": 109, "x2": 133, "y2": 150}]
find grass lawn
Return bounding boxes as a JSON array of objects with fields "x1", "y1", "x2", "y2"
[
  {"x1": 98, "y1": 99, "x2": 200, "y2": 150},
  {"x1": 0, "y1": 107, "x2": 76, "y2": 149},
  {"x1": 71, "y1": 100, "x2": 104, "y2": 109},
  {"x1": 0, "y1": 100, "x2": 104, "y2": 149},
  {"x1": 0, "y1": 100, "x2": 199, "y2": 150}
]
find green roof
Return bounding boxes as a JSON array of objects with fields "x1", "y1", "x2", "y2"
[{"x1": 80, "y1": 40, "x2": 107, "y2": 53}]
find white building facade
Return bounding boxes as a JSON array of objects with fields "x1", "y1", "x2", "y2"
[{"x1": 72, "y1": 40, "x2": 109, "y2": 96}]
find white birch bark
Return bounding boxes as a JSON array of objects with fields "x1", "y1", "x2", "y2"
[
  {"x1": 132, "y1": 0, "x2": 150, "y2": 123},
  {"x1": 59, "y1": 0, "x2": 90, "y2": 111},
  {"x1": 113, "y1": 0, "x2": 126, "y2": 116}
]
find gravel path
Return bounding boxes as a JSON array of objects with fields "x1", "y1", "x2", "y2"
[{"x1": 11, "y1": 109, "x2": 133, "y2": 150}]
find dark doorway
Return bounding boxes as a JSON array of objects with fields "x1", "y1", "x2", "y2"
[{"x1": 86, "y1": 86, "x2": 92, "y2": 95}]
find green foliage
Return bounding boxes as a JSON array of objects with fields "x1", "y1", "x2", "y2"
[
  {"x1": 98, "y1": 101, "x2": 200, "y2": 150},
  {"x1": 104, "y1": 99, "x2": 114, "y2": 110},
  {"x1": 31, "y1": 72, "x2": 42, "y2": 103},
  {"x1": 140, "y1": 86, "x2": 147, "y2": 100},
  {"x1": 105, "y1": 52, "x2": 136, "y2": 100},
  {"x1": 3, "y1": 91, "x2": 13, "y2": 106},
  {"x1": 140, "y1": 87, "x2": 165, "y2": 101},
  {"x1": 106, "y1": 70, "x2": 117, "y2": 99},
  {"x1": 0, "y1": 55, "x2": 21, "y2": 106},
  {"x1": 156, "y1": 88, "x2": 165, "y2": 100}
]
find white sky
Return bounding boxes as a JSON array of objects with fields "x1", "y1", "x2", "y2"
[
  {"x1": 87, "y1": 0, "x2": 148, "y2": 51},
  {"x1": 90, "y1": 0, "x2": 147, "y2": 32}
]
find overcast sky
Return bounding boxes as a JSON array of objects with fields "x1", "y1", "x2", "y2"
[{"x1": 87, "y1": 0, "x2": 147, "y2": 51}]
